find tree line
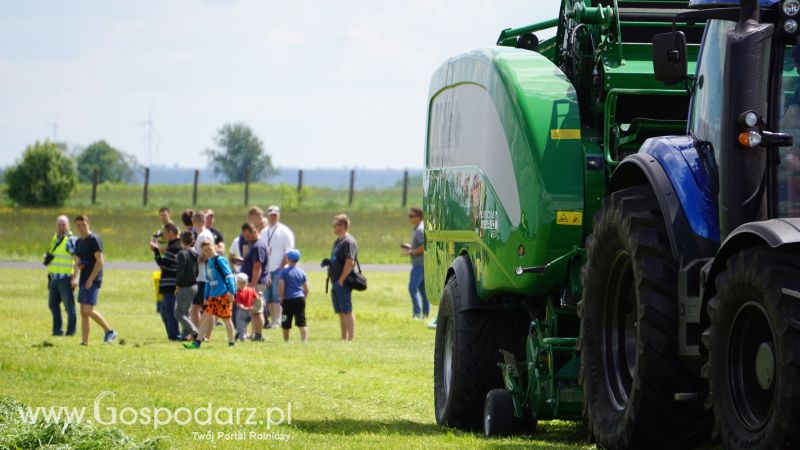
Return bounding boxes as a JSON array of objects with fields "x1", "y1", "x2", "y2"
[{"x1": 3, "y1": 123, "x2": 274, "y2": 207}]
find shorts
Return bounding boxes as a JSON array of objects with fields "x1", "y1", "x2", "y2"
[
  {"x1": 281, "y1": 297, "x2": 306, "y2": 329},
  {"x1": 264, "y1": 270, "x2": 282, "y2": 304},
  {"x1": 331, "y1": 282, "x2": 352, "y2": 314},
  {"x1": 78, "y1": 283, "x2": 101, "y2": 306},
  {"x1": 192, "y1": 282, "x2": 206, "y2": 306},
  {"x1": 203, "y1": 294, "x2": 233, "y2": 319}
]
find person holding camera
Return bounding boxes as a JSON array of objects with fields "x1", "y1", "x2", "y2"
[
  {"x1": 45, "y1": 215, "x2": 78, "y2": 336},
  {"x1": 325, "y1": 214, "x2": 358, "y2": 341},
  {"x1": 403, "y1": 207, "x2": 429, "y2": 320},
  {"x1": 150, "y1": 222, "x2": 181, "y2": 341}
]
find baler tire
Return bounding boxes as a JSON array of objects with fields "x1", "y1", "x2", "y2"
[
  {"x1": 483, "y1": 389, "x2": 516, "y2": 437},
  {"x1": 433, "y1": 272, "x2": 528, "y2": 430},
  {"x1": 579, "y1": 184, "x2": 703, "y2": 449},
  {"x1": 702, "y1": 247, "x2": 800, "y2": 450}
]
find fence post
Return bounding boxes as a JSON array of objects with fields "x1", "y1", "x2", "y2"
[
  {"x1": 91, "y1": 169, "x2": 99, "y2": 205},
  {"x1": 297, "y1": 169, "x2": 303, "y2": 193},
  {"x1": 348, "y1": 169, "x2": 355, "y2": 206},
  {"x1": 192, "y1": 169, "x2": 199, "y2": 206},
  {"x1": 142, "y1": 167, "x2": 150, "y2": 207},
  {"x1": 401, "y1": 169, "x2": 409, "y2": 207},
  {"x1": 244, "y1": 168, "x2": 250, "y2": 206}
]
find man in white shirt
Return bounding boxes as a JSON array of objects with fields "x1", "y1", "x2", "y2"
[
  {"x1": 260, "y1": 205, "x2": 295, "y2": 328},
  {"x1": 191, "y1": 211, "x2": 215, "y2": 329}
]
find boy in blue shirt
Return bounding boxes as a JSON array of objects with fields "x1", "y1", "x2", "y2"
[{"x1": 278, "y1": 249, "x2": 309, "y2": 343}]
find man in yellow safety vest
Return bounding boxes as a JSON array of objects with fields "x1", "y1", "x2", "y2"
[{"x1": 45, "y1": 215, "x2": 78, "y2": 336}]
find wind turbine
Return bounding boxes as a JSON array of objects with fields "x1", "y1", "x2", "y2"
[
  {"x1": 45, "y1": 117, "x2": 59, "y2": 141},
  {"x1": 134, "y1": 102, "x2": 159, "y2": 167}
]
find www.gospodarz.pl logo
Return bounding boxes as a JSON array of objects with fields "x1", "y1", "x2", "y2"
[{"x1": 17, "y1": 391, "x2": 296, "y2": 433}]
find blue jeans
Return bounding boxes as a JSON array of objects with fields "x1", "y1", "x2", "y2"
[
  {"x1": 159, "y1": 291, "x2": 181, "y2": 340},
  {"x1": 48, "y1": 277, "x2": 76, "y2": 335},
  {"x1": 409, "y1": 265, "x2": 429, "y2": 317}
]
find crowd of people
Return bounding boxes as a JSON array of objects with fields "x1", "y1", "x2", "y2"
[{"x1": 43, "y1": 204, "x2": 432, "y2": 346}]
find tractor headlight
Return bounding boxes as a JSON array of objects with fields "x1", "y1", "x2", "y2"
[
  {"x1": 786, "y1": 19, "x2": 799, "y2": 34},
  {"x1": 784, "y1": 0, "x2": 800, "y2": 16}
]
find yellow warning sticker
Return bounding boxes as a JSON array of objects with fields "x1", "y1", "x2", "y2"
[
  {"x1": 550, "y1": 129, "x2": 582, "y2": 140},
  {"x1": 556, "y1": 211, "x2": 583, "y2": 226}
]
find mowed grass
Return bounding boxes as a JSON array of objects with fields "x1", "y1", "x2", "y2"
[{"x1": 0, "y1": 269, "x2": 589, "y2": 449}]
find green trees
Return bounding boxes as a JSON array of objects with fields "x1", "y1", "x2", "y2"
[
  {"x1": 76, "y1": 140, "x2": 137, "y2": 183},
  {"x1": 5, "y1": 141, "x2": 77, "y2": 206},
  {"x1": 206, "y1": 123, "x2": 275, "y2": 183}
]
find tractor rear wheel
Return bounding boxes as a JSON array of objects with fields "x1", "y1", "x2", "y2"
[
  {"x1": 579, "y1": 184, "x2": 703, "y2": 449},
  {"x1": 703, "y1": 247, "x2": 800, "y2": 450},
  {"x1": 433, "y1": 262, "x2": 528, "y2": 430}
]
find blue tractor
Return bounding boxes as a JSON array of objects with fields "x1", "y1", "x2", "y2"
[{"x1": 579, "y1": 0, "x2": 800, "y2": 448}]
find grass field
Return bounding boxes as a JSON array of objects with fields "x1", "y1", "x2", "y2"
[
  {"x1": 0, "y1": 269, "x2": 588, "y2": 449},
  {"x1": 0, "y1": 182, "x2": 423, "y2": 264}
]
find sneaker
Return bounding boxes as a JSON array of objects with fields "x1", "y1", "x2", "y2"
[
  {"x1": 103, "y1": 330, "x2": 118, "y2": 344},
  {"x1": 52, "y1": 331, "x2": 64, "y2": 337},
  {"x1": 427, "y1": 317, "x2": 437, "y2": 330},
  {"x1": 183, "y1": 342, "x2": 200, "y2": 349},
  {"x1": 228, "y1": 342, "x2": 235, "y2": 347}
]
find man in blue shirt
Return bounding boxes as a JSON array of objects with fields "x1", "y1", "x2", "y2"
[
  {"x1": 278, "y1": 249, "x2": 309, "y2": 343},
  {"x1": 74, "y1": 215, "x2": 117, "y2": 345}
]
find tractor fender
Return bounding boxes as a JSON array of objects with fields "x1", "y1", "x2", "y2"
[
  {"x1": 702, "y1": 218, "x2": 800, "y2": 303},
  {"x1": 608, "y1": 136, "x2": 719, "y2": 262}
]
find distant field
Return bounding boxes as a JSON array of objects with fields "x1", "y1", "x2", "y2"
[
  {"x1": 0, "y1": 182, "x2": 422, "y2": 211},
  {"x1": 0, "y1": 183, "x2": 423, "y2": 264}
]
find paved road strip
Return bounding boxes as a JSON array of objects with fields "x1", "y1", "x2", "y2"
[{"x1": 0, "y1": 260, "x2": 408, "y2": 273}]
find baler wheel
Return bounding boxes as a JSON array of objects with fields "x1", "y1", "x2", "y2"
[
  {"x1": 483, "y1": 389, "x2": 516, "y2": 437},
  {"x1": 433, "y1": 261, "x2": 528, "y2": 430}
]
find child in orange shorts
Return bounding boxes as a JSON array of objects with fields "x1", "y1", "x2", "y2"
[{"x1": 184, "y1": 241, "x2": 236, "y2": 348}]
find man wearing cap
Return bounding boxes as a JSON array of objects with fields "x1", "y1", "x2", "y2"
[{"x1": 260, "y1": 205, "x2": 295, "y2": 328}]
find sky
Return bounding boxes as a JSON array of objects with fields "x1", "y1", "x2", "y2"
[{"x1": 0, "y1": 1, "x2": 559, "y2": 169}]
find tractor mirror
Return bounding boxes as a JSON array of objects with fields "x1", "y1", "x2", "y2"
[{"x1": 652, "y1": 31, "x2": 688, "y2": 83}]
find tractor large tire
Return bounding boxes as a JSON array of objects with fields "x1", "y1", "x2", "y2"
[
  {"x1": 579, "y1": 184, "x2": 704, "y2": 449},
  {"x1": 433, "y1": 268, "x2": 528, "y2": 430},
  {"x1": 703, "y1": 247, "x2": 800, "y2": 450}
]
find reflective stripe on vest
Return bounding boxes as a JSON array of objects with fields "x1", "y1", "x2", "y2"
[{"x1": 47, "y1": 233, "x2": 74, "y2": 275}]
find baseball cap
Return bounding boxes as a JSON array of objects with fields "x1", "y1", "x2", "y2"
[
  {"x1": 267, "y1": 205, "x2": 280, "y2": 215},
  {"x1": 286, "y1": 249, "x2": 301, "y2": 262}
]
